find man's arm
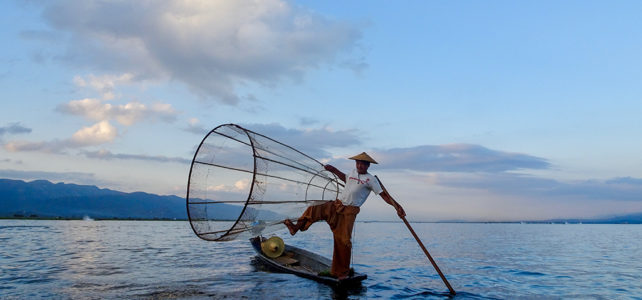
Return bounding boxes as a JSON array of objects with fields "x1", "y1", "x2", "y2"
[
  {"x1": 324, "y1": 164, "x2": 346, "y2": 183},
  {"x1": 380, "y1": 191, "x2": 406, "y2": 218}
]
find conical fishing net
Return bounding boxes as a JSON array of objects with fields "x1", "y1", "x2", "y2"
[{"x1": 187, "y1": 124, "x2": 342, "y2": 241}]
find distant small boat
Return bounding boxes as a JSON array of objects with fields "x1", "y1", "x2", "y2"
[
  {"x1": 250, "y1": 236, "x2": 367, "y2": 287},
  {"x1": 83, "y1": 215, "x2": 94, "y2": 221}
]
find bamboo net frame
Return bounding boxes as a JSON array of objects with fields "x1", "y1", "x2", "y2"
[{"x1": 186, "y1": 124, "x2": 341, "y2": 241}]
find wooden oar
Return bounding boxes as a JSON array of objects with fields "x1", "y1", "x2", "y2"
[{"x1": 375, "y1": 176, "x2": 456, "y2": 295}]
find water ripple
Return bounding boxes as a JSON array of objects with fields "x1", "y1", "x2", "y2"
[{"x1": 1, "y1": 220, "x2": 640, "y2": 299}]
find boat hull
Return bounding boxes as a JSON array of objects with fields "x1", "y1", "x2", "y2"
[{"x1": 250, "y1": 236, "x2": 367, "y2": 287}]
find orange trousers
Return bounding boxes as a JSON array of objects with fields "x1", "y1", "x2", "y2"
[{"x1": 297, "y1": 199, "x2": 360, "y2": 278}]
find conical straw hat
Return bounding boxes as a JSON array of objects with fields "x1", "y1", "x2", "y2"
[
  {"x1": 261, "y1": 236, "x2": 285, "y2": 258},
  {"x1": 348, "y1": 152, "x2": 378, "y2": 164}
]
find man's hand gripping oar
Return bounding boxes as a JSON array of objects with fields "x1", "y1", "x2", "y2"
[{"x1": 375, "y1": 176, "x2": 457, "y2": 296}]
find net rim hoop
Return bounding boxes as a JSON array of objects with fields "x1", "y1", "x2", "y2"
[
  {"x1": 186, "y1": 123, "x2": 332, "y2": 241},
  {"x1": 186, "y1": 123, "x2": 257, "y2": 241},
  {"x1": 185, "y1": 126, "x2": 215, "y2": 240}
]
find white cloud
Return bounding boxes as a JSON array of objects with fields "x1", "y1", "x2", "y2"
[
  {"x1": 207, "y1": 184, "x2": 227, "y2": 192},
  {"x1": 73, "y1": 73, "x2": 134, "y2": 100},
  {"x1": 71, "y1": 121, "x2": 118, "y2": 146},
  {"x1": 4, "y1": 138, "x2": 192, "y2": 166},
  {"x1": 113, "y1": 102, "x2": 147, "y2": 125},
  {"x1": 58, "y1": 98, "x2": 106, "y2": 120},
  {"x1": 4, "y1": 140, "x2": 68, "y2": 153},
  {"x1": 206, "y1": 179, "x2": 250, "y2": 192},
  {"x1": 57, "y1": 98, "x2": 178, "y2": 126},
  {"x1": 37, "y1": 0, "x2": 364, "y2": 104},
  {"x1": 234, "y1": 179, "x2": 249, "y2": 190}
]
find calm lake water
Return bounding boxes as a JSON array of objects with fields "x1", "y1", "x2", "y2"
[{"x1": 1, "y1": 220, "x2": 640, "y2": 299}]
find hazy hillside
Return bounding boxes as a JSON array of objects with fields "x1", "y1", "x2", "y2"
[
  {"x1": 2, "y1": 178, "x2": 638, "y2": 223},
  {"x1": 0, "y1": 179, "x2": 187, "y2": 219},
  {"x1": 558, "y1": 213, "x2": 642, "y2": 224},
  {"x1": 0, "y1": 178, "x2": 284, "y2": 220}
]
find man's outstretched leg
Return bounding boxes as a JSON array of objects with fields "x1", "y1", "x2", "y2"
[{"x1": 283, "y1": 200, "x2": 335, "y2": 236}]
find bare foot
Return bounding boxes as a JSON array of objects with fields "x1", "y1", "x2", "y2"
[{"x1": 283, "y1": 219, "x2": 297, "y2": 236}]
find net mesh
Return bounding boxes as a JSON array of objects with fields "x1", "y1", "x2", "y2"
[{"x1": 187, "y1": 124, "x2": 341, "y2": 241}]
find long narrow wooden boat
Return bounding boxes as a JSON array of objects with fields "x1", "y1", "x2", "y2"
[{"x1": 250, "y1": 236, "x2": 367, "y2": 287}]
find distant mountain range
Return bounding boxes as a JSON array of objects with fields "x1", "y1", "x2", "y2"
[
  {"x1": 536, "y1": 213, "x2": 642, "y2": 224},
  {"x1": 1, "y1": 178, "x2": 640, "y2": 223},
  {"x1": 0, "y1": 178, "x2": 285, "y2": 221},
  {"x1": 0, "y1": 178, "x2": 239, "y2": 221},
  {"x1": 0, "y1": 179, "x2": 188, "y2": 220}
]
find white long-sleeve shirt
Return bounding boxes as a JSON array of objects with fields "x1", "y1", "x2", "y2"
[{"x1": 338, "y1": 169, "x2": 383, "y2": 207}]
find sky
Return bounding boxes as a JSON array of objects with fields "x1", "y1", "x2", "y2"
[{"x1": 1, "y1": 0, "x2": 642, "y2": 221}]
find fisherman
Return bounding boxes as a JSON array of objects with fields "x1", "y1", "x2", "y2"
[{"x1": 284, "y1": 152, "x2": 406, "y2": 280}]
